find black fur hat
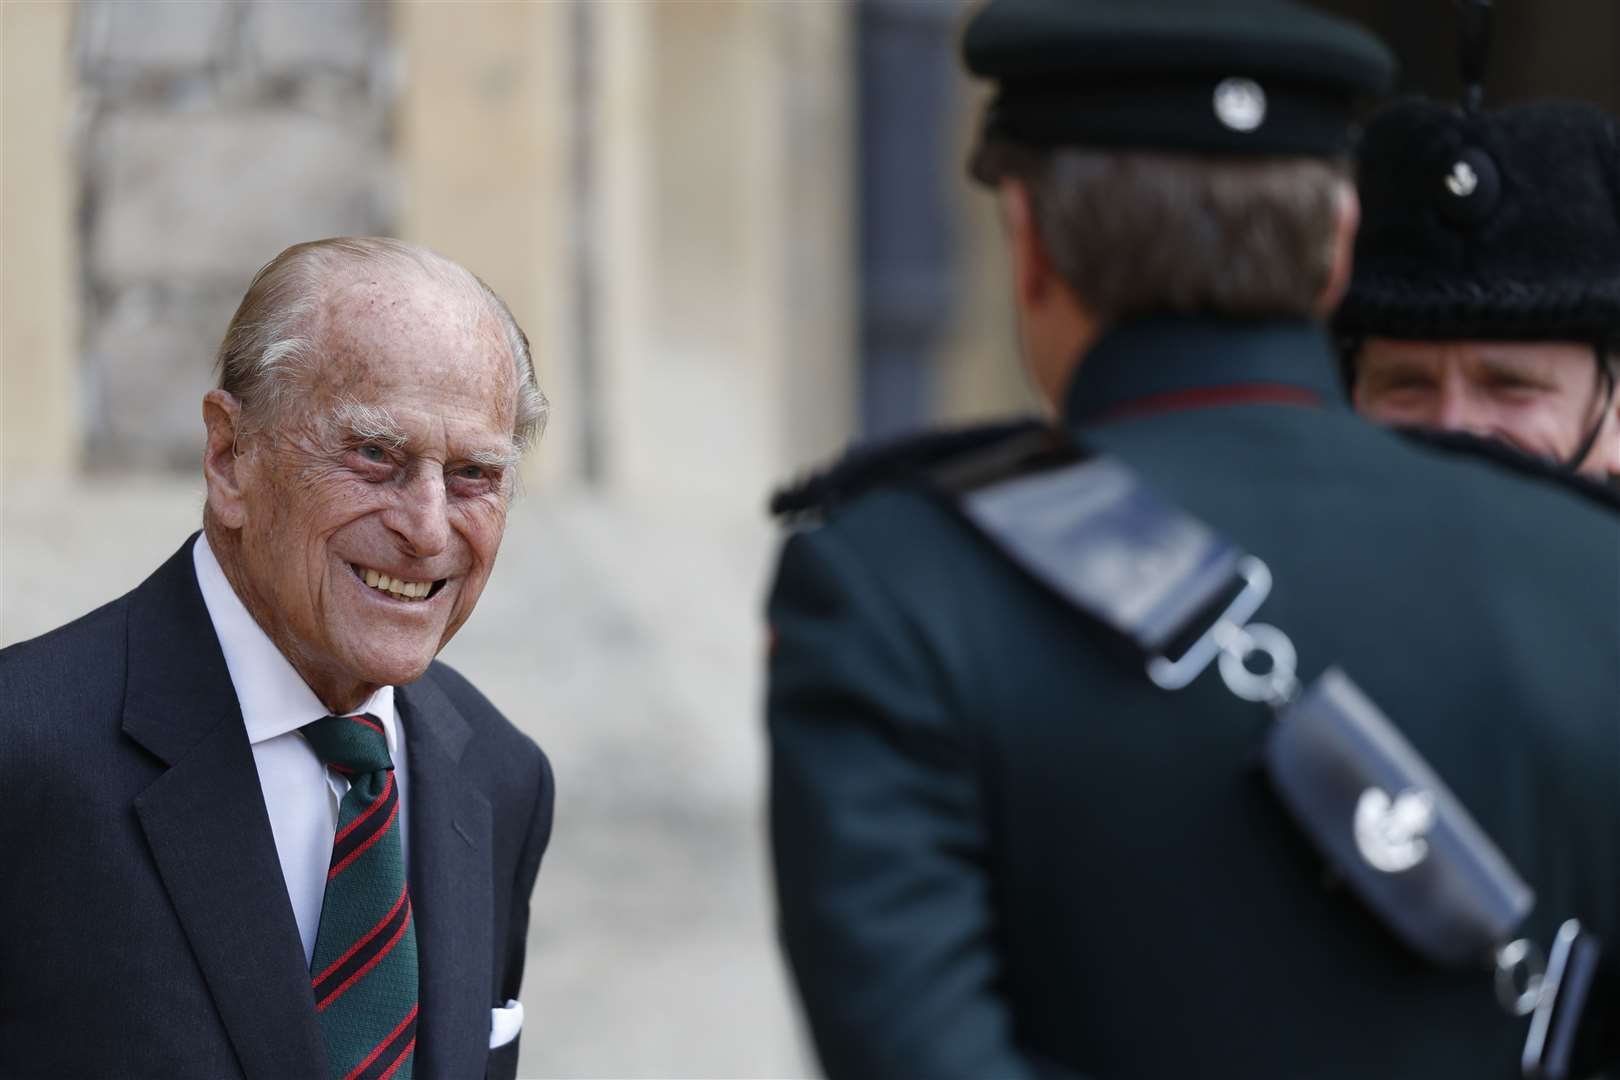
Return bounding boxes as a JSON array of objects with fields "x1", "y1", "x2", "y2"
[{"x1": 1336, "y1": 98, "x2": 1620, "y2": 346}]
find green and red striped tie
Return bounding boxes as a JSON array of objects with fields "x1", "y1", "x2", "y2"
[{"x1": 302, "y1": 713, "x2": 418, "y2": 1080}]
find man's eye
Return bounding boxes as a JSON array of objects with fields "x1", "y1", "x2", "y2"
[
  {"x1": 357, "y1": 445, "x2": 388, "y2": 463},
  {"x1": 453, "y1": 465, "x2": 487, "y2": 480}
]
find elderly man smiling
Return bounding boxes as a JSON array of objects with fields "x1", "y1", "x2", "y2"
[{"x1": 0, "y1": 238, "x2": 553, "y2": 1080}]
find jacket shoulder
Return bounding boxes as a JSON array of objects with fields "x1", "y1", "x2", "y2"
[
  {"x1": 0, "y1": 594, "x2": 130, "y2": 707},
  {"x1": 769, "y1": 419, "x2": 1055, "y2": 524},
  {"x1": 423, "y1": 657, "x2": 503, "y2": 723},
  {"x1": 423, "y1": 659, "x2": 548, "y2": 769},
  {"x1": 1396, "y1": 427, "x2": 1620, "y2": 515},
  {"x1": 0, "y1": 595, "x2": 133, "y2": 784}
]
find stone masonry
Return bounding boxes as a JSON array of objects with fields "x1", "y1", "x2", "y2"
[{"x1": 75, "y1": 0, "x2": 396, "y2": 469}]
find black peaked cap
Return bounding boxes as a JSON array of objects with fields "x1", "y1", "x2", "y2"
[
  {"x1": 1337, "y1": 98, "x2": 1620, "y2": 346},
  {"x1": 963, "y1": 0, "x2": 1395, "y2": 156}
]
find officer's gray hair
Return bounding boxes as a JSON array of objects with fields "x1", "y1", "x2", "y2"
[
  {"x1": 215, "y1": 236, "x2": 548, "y2": 452},
  {"x1": 972, "y1": 140, "x2": 1347, "y2": 319}
]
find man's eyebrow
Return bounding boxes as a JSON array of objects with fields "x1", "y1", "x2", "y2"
[
  {"x1": 1477, "y1": 353, "x2": 1555, "y2": 383},
  {"x1": 329, "y1": 400, "x2": 408, "y2": 448},
  {"x1": 466, "y1": 444, "x2": 521, "y2": 470},
  {"x1": 1362, "y1": 357, "x2": 1433, "y2": 383}
]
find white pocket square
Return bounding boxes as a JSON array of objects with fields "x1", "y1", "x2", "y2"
[{"x1": 490, "y1": 999, "x2": 524, "y2": 1049}]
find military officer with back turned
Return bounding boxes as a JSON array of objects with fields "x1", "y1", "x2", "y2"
[{"x1": 765, "y1": 2, "x2": 1620, "y2": 1077}]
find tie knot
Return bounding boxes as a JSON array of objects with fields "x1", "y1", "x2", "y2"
[{"x1": 302, "y1": 713, "x2": 394, "y2": 776}]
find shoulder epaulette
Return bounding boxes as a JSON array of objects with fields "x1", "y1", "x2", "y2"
[
  {"x1": 1397, "y1": 427, "x2": 1620, "y2": 515},
  {"x1": 769, "y1": 419, "x2": 1055, "y2": 522}
]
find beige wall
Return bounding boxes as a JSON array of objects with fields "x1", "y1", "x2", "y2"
[
  {"x1": 397, "y1": 0, "x2": 576, "y2": 489},
  {"x1": 603, "y1": 0, "x2": 855, "y2": 507},
  {"x1": 7, "y1": 0, "x2": 860, "y2": 508},
  {"x1": 1, "y1": 1, "x2": 77, "y2": 478},
  {"x1": 401, "y1": 0, "x2": 856, "y2": 508}
]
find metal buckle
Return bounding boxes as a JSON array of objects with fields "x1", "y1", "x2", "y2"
[
  {"x1": 1215, "y1": 621, "x2": 1300, "y2": 705},
  {"x1": 1522, "y1": 919, "x2": 1584, "y2": 1078},
  {"x1": 1146, "y1": 555, "x2": 1273, "y2": 691},
  {"x1": 1495, "y1": 936, "x2": 1547, "y2": 1018}
]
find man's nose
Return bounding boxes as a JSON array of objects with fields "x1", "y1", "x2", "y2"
[
  {"x1": 383, "y1": 467, "x2": 451, "y2": 557},
  {"x1": 1433, "y1": 380, "x2": 1492, "y2": 437}
]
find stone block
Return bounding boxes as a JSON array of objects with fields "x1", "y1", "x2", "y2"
[
  {"x1": 246, "y1": 0, "x2": 383, "y2": 74},
  {"x1": 79, "y1": 0, "x2": 235, "y2": 74},
  {"x1": 89, "y1": 109, "x2": 389, "y2": 287},
  {"x1": 84, "y1": 289, "x2": 243, "y2": 470}
]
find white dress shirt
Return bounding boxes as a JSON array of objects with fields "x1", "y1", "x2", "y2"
[{"x1": 191, "y1": 534, "x2": 408, "y2": 968}]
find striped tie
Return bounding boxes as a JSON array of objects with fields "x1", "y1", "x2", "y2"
[{"x1": 302, "y1": 713, "x2": 418, "y2": 1080}]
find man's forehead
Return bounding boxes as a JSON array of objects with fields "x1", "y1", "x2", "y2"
[
  {"x1": 310, "y1": 274, "x2": 515, "y2": 387},
  {"x1": 1366, "y1": 338, "x2": 1590, "y2": 368},
  {"x1": 323, "y1": 267, "x2": 485, "y2": 335}
]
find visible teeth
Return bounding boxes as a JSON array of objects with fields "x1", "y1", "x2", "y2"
[{"x1": 353, "y1": 564, "x2": 432, "y2": 600}]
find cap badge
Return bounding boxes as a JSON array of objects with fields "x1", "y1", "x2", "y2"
[
  {"x1": 1435, "y1": 147, "x2": 1500, "y2": 226},
  {"x1": 1445, "y1": 160, "x2": 1479, "y2": 198},
  {"x1": 1213, "y1": 78, "x2": 1266, "y2": 133},
  {"x1": 1354, "y1": 786, "x2": 1435, "y2": 873}
]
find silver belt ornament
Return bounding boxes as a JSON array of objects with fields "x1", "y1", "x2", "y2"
[
  {"x1": 954, "y1": 451, "x2": 1596, "y2": 1077},
  {"x1": 1144, "y1": 552, "x2": 1589, "y2": 1070}
]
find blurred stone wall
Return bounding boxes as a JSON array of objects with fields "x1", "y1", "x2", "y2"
[
  {"x1": 75, "y1": 0, "x2": 397, "y2": 470},
  {"x1": 2, "y1": 2, "x2": 77, "y2": 476}
]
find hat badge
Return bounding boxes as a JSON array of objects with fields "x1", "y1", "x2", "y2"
[
  {"x1": 1445, "y1": 160, "x2": 1479, "y2": 198},
  {"x1": 1213, "y1": 78, "x2": 1266, "y2": 132}
]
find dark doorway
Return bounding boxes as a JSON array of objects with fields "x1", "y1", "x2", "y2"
[
  {"x1": 1309, "y1": 0, "x2": 1620, "y2": 110},
  {"x1": 856, "y1": 0, "x2": 960, "y2": 439}
]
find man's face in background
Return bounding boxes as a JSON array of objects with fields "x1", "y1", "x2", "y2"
[{"x1": 1353, "y1": 338, "x2": 1620, "y2": 478}]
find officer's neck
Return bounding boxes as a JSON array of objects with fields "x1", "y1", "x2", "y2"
[{"x1": 1020, "y1": 287, "x2": 1102, "y2": 417}]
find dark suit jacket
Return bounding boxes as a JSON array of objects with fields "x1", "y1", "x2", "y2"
[
  {"x1": 768, "y1": 317, "x2": 1620, "y2": 1079},
  {"x1": 0, "y1": 537, "x2": 554, "y2": 1080}
]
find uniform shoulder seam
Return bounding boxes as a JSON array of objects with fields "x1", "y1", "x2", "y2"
[
  {"x1": 1397, "y1": 427, "x2": 1620, "y2": 515},
  {"x1": 769, "y1": 418, "x2": 1050, "y2": 524}
]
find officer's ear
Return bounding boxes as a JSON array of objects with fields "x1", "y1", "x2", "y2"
[
  {"x1": 1605, "y1": 377, "x2": 1620, "y2": 479},
  {"x1": 999, "y1": 178, "x2": 1059, "y2": 311},
  {"x1": 1316, "y1": 179, "x2": 1360, "y2": 317}
]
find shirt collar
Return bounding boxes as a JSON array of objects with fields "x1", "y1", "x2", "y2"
[
  {"x1": 192, "y1": 533, "x2": 397, "y2": 753},
  {"x1": 1061, "y1": 315, "x2": 1345, "y2": 428}
]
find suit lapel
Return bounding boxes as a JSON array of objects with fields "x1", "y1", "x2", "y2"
[
  {"x1": 122, "y1": 537, "x2": 327, "y2": 1080},
  {"x1": 400, "y1": 671, "x2": 494, "y2": 1080}
]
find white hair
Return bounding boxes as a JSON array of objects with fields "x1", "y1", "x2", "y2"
[{"x1": 215, "y1": 237, "x2": 548, "y2": 451}]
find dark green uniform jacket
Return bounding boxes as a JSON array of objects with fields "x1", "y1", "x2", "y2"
[{"x1": 766, "y1": 317, "x2": 1620, "y2": 1080}]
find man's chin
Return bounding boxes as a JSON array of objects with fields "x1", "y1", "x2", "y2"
[
  {"x1": 358, "y1": 653, "x2": 438, "y2": 689},
  {"x1": 333, "y1": 638, "x2": 442, "y2": 692}
]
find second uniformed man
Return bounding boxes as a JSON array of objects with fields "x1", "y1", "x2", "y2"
[
  {"x1": 1338, "y1": 96, "x2": 1620, "y2": 483},
  {"x1": 766, "y1": 2, "x2": 1620, "y2": 1077}
]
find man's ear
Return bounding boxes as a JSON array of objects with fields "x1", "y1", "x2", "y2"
[
  {"x1": 999, "y1": 178, "x2": 1056, "y2": 311},
  {"x1": 1606, "y1": 381, "x2": 1620, "y2": 479},
  {"x1": 1316, "y1": 179, "x2": 1360, "y2": 317},
  {"x1": 202, "y1": 390, "x2": 249, "y2": 529}
]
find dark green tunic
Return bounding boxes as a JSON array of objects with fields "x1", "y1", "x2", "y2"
[{"x1": 766, "y1": 317, "x2": 1620, "y2": 1079}]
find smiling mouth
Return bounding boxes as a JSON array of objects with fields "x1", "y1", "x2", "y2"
[{"x1": 349, "y1": 563, "x2": 448, "y2": 602}]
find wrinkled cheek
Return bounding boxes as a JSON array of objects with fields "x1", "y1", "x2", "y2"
[
  {"x1": 458, "y1": 502, "x2": 509, "y2": 560},
  {"x1": 482, "y1": 502, "x2": 510, "y2": 547}
]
